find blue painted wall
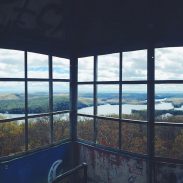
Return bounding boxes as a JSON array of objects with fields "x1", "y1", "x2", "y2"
[{"x1": 0, "y1": 142, "x2": 71, "y2": 183}]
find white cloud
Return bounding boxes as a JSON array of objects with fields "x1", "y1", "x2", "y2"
[
  {"x1": 123, "y1": 50, "x2": 147, "y2": 81},
  {"x1": 78, "y1": 56, "x2": 94, "y2": 81},
  {"x1": 98, "y1": 53, "x2": 119, "y2": 81},
  {"x1": 155, "y1": 47, "x2": 183, "y2": 80}
]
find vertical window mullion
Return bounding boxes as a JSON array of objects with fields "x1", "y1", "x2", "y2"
[
  {"x1": 25, "y1": 51, "x2": 28, "y2": 151},
  {"x1": 119, "y1": 52, "x2": 122, "y2": 149},
  {"x1": 49, "y1": 55, "x2": 53, "y2": 144},
  {"x1": 94, "y1": 55, "x2": 98, "y2": 143},
  {"x1": 147, "y1": 47, "x2": 155, "y2": 183}
]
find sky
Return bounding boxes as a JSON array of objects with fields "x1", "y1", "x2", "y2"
[{"x1": 0, "y1": 47, "x2": 183, "y2": 93}]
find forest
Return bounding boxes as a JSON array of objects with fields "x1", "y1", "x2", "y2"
[{"x1": 1, "y1": 92, "x2": 183, "y2": 160}]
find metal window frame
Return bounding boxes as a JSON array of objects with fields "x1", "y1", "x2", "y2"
[
  {"x1": 0, "y1": 50, "x2": 71, "y2": 160},
  {"x1": 77, "y1": 48, "x2": 183, "y2": 183}
]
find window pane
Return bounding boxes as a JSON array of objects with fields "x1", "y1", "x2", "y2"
[
  {"x1": 0, "y1": 82, "x2": 25, "y2": 119},
  {"x1": 0, "y1": 49, "x2": 24, "y2": 78},
  {"x1": 155, "y1": 125, "x2": 183, "y2": 159},
  {"x1": 155, "y1": 47, "x2": 183, "y2": 80},
  {"x1": 0, "y1": 120, "x2": 25, "y2": 157},
  {"x1": 53, "y1": 113, "x2": 70, "y2": 142},
  {"x1": 28, "y1": 52, "x2": 48, "y2": 78},
  {"x1": 77, "y1": 116, "x2": 94, "y2": 142},
  {"x1": 155, "y1": 84, "x2": 183, "y2": 123},
  {"x1": 122, "y1": 84, "x2": 147, "y2": 121},
  {"x1": 123, "y1": 50, "x2": 147, "y2": 81},
  {"x1": 78, "y1": 56, "x2": 94, "y2": 82},
  {"x1": 28, "y1": 116, "x2": 50, "y2": 149},
  {"x1": 53, "y1": 57, "x2": 70, "y2": 79},
  {"x1": 98, "y1": 53, "x2": 119, "y2": 81},
  {"x1": 96, "y1": 119, "x2": 118, "y2": 148},
  {"x1": 97, "y1": 85, "x2": 119, "y2": 117},
  {"x1": 78, "y1": 85, "x2": 93, "y2": 115},
  {"x1": 121, "y1": 122, "x2": 147, "y2": 154},
  {"x1": 53, "y1": 82, "x2": 70, "y2": 112},
  {"x1": 28, "y1": 82, "x2": 49, "y2": 114}
]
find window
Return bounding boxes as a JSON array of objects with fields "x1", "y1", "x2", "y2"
[
  {"x1": 77, "y1": 51, "x2": 147, "y2": 153},
  {"x1": 0, "y1": 49, "x2": 70, "y2": 158}
]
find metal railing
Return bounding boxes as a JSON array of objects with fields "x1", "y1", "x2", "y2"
[{"x1": 52, "y1": 163, "x2": 88, "y2": 183}]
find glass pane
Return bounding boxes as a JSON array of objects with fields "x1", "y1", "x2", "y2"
[
  {"x1": 28, "y1": 52, "x2": 48, "y2": 78},
  {"x1": 96, "y1": 119, "x2": 118, "y2": 148},
  {"x1": 53, "y1": 82, "x2": 70, "y2": 112},
  {"x1": 155, "y1": 125, "x2": 183, "y2": 159},
  {"x1": 122, "y1": 84, "x2": 147, "y2": 121},
  {"x1": 78, "y1": 56, "x2": 94, "y2": 82},
  {"x1": 77, "y1": 116, "x2": 94, "y2": 142},
  {"x1": 121, "y1": 122, "x2": 147, "y2": 154},
  {"x1": 53, "y1": 57, "x2": 70, "y2": 79},
  {"x1": 28, "y1": 116, "x2": 50, "y2": 149},
  {"x1": 78, "y1": 85, "x2": 93, "y2": 115},
  {"x1": 98, "y1": 53, "x2": 119, "y2": 81},
  {"x1": 155, "y1": 84, "x2": 183, "y2": 123},
  {"x1": 155, "y1": 47, "x2": 183, "y2": 80},
  {"x1": 0, "y1": 82, "x2": 25, "y2": 119},
  {"x1": 28, "y1": 82, "x2": 49, "y2": 114},
  {"x1": 0, "y1": 120, "x2": 25, "y2": 157},
  {"x1": 53, "y1": 113, "x2": 70, "y2": 142},
  {"x1": 0, "y1": 49, "x2": 24, "y2": 78},
  {"x1": 123, "y1": 50, "x2": 147, "y2": 81},
  {"x1": 97, "y1": 85, "x2": 119, "y2": 117}
]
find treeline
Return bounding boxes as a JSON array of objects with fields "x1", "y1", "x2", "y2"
[
  {"x1": 77, "y1": 114, "x2": 183, "y2": 159},
  {"x1": 0, "y1": 115, "x2": 70, "y2": 157},
  {"x1": 0, "y1": 96, "x2": 71, "y2": 114}
]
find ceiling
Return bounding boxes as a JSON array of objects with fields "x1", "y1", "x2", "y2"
[{"x1": 1, "y1": 0, "x2": 183, "y2": 58}]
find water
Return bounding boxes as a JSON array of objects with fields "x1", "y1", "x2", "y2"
[
  {"x1": 0, "y1": 100, "x2": 182, "y2": 118},
  {"x1": 78, "y1": 101, "x2": 178, "y2": 116}
]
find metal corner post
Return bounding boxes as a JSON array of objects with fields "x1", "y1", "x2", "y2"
[
  {"x1": 70, "y1": 55, "x2": 78, "y2": 141},
  {"x1": 147, "y1": 46, "x2": 155, "y2": 183}
]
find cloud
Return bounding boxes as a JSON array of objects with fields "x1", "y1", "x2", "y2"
[
  {"x1": 78, "y1": 56, "x2": 94, "y2": 81},
  {"x1": 123, "y1": 50, "x2": 147, "y2": 80},
  {"x1": 155, "y1": 47, "x2": 183, "y2": 80}
]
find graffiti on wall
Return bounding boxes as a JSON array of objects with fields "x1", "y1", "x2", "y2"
[
  {"x1": 48, "y1": 159, "x2": 63, "y2": 183},
  {"x1": 79, "y1": 144, "x2": 147, "y2": 183},
  {"x1": 155, "y1": 163, "x2": 183, "y2": 183},
  {"x1": 0, "y1": 0, "x2": 66, "y2": 40}
]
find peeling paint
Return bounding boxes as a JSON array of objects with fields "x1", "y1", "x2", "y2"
[
  {"x1": 78, "y1": 144, "x2": 147, "y2": 183},
  {"x1": 155, "y1": 163, "x2": 183, "y2": 183}
]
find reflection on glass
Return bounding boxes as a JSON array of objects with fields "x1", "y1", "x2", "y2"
[
  {"x1": 53, "y1": 82, "x2": 70, "y2": 112},
  {"x1": 53, "y1": 113, "x2": 70, "y2": 142},
  {"x1": 121, "y1": 122, "x2": 147, "y2": 154},
  {"x1": 122, "y1": 84, "x2": 147, "y2": 121},
  {"x1": 97, "y1": 85, "x2": 119, "y2": 117},
  {"x1": 155, "y1": 84, "x2": 183, "y2": 123},
  {"x1": 28, "y1": 116, "x2": 50, "y2": 149},
  {"x1": 123, "y1": 50, "x2": 147, "y2": 81},
  {"x1": 28, "y1": 82, "x2": 49, "y2": 114},
  {"x1": 98, "y1": 53, "x2": 119, "y2": 81},
  {"x1": 77, "y1": 116, "x2": 94, "y2": 142},
  {"x1": 155, "y1": 47, "x2": 183, "y2": 80},
  {"x1": 78, "y1": 85, "x2": 93, "y2": 115},
  {"x1": 28, "y1": 52, "x2": 48, "y2": 78},
  {"x1": 0, "y1": 120, "x2": 25, "y2": 157},
  {"x1": 53, "y1": 57, "x2": 70, "y2": 79},
  {"x1": 78, "y1": 57, "x2": 94, "y2": 82},
  {"x1": 0, "y1": 82, "x2": 25, "y2": 119},
  {"x1": 97, "y1": 119, "x2": 118, "y2": 148},
  {"x1": 155, "y1": 125, "x2": 183, "y2": 159},
  {"x1": 0, "y1": 49, "x2": 24, "y2": 78}
]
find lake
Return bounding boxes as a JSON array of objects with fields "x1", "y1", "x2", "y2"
[
  {"x1": 1, "y1": 100, "x2": 183, "y2": 119},
  {"x1": 77, "y1": 101, "x2": 181, "y2": 116}
]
